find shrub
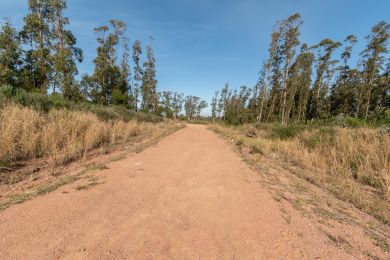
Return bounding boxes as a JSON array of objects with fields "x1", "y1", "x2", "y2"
[
  {"x1": 250, "y1": 144, "x2": 263, "y2": 155},
  {"x1": 235, "y1": 139, "x2": 244, "y2": 146},
  {"x1": 0, "y1": 85, "x2": 163, "y2": 123},
  {"x1": 268, "y1": 124, "x2": 305, "y2": 140}
]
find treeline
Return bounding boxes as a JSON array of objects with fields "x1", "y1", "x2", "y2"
[
  {"x1": 0, "y1": 0, "x2": 207, "y2": 118},
  {"x1": 212, "y1": 14, "x2": 389, "y2": 125}
]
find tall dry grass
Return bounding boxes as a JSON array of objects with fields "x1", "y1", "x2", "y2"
[
  {"x1": 0, "y1": 103, "x2": 161, "y2": 170},
  {"x1": 211, "y1": 123, "x2": 390, "y2": 223},
  {"x1": 211, "y1": 124, "x2": 390, "y2": 198}
]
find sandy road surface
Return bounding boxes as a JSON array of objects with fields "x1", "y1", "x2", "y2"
[{"x1": 0, "y1": 125, "x2": 353, "y2": 259}]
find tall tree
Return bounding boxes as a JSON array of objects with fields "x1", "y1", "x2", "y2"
[
  {"x1": 217, "y1": 83, "x2": 230, "y2": 119},
  {"x1": 141, "y1": 43, "x2": 158, "y2": 112},
  {"x1": 307, "y1": 39, "x2": 341, "y2": 119},
  {"x1": 330, "y1": 35, "x2": 358, "y2": 116},
  {"x1": 286, "y1": 43, "x2": 314, "y2": 122},
  {"x1": 161, "y1": 91, "x2": 173, "y2": 118},
  {"x1": 0, "y1": 21, "x2": 22, "y2": 87},
  {"x1": 266, "y1": 30, "x2": 283, "y2": 121},
  {"x1": 279, "y1": 13, "x2": 303, "y2": 124},
  {"x1": 113, "y1": 35, "x2": 131, "y2": 106},
  {"x1": 20, "y1": 0, "x2": 53, "y2": 92},
  {"x1": 171, "y1": 92, "x2": 184, "y2": 119},
  {"x1": 90, "y1": 20, "x2": 126, "y2": 104},
  {"x1": 211, "y1": 91, "x2": 218, "y2": 122},
  {"x1": 184, "y1": 96, "x2": 208, "y2": 120},
  {"x1": 49, "y1": 0, "x2": 83, "y2": 99},
  {"x1": 256, "y1": 62, "x2": 269, "y2": 123},
  {"x1": 132, "y1": 40, "x2": 142, "y2": 111},
  {"x1": 184, "y1": 96, "x2": 199, "y2": 120},
  {"x1": 92, "y1": 25, "x2": 110, "y2": 104},
  {"x1": 196, "y1": 100, "x2": 208, "y2": 119},
  {"x1": 360, "y1": 21, "x2": 389, "y2": 118}
]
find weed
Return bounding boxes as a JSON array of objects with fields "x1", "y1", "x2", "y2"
[
  {"x1": 250, "y1": 145, "x2": 263, "y2": 155},
  {"x1": 235, "y1": 139, "x2": 244, "y2": 146}
]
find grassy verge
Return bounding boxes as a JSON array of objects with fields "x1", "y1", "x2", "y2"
[
  {"x1": 0, "y1": 122, "x2": 184, "y2": 212},
  {"x1": 0, "y1": 102, "x2": 179, "y2": 182},
  {"x1": 210, "y1": 123, "x2": 390, "y2": 225}
]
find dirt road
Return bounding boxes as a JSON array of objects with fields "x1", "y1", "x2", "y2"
[{"x1": 0, "y1": 125, "x2": 356, "y2": 259}]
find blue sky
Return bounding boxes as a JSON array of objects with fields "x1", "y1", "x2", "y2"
[{"x1": 1, "y1": 0, "x2": 389, "y2": 112}]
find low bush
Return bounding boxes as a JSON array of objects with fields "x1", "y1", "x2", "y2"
[{"x1": 0, "y1": 85, "x2": 162, "y2": 123}]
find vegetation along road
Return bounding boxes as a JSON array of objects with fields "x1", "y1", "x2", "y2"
[{"x1": 1, "y1": 125, "x2": 389, "y2": 259}]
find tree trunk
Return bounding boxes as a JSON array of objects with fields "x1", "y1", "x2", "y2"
[{"x1": 280, "y1": 57, "x2": 290, "y2": 124}]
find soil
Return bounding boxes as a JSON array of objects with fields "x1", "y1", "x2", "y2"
[{"x1": 0, "y1": 124, "x2": 388, "y2": 259}]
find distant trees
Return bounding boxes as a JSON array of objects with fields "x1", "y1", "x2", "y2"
[
  {"x1": 0, "y1": 0, "x2": 206, "y2": 120},
  {"x1": 171, "y1": 92, "x2": 184, "y2": 119},
  {"x1": 184, "y1": 96, "x2": 208, "y2": 120},
  {"x1": 84, "y1": 20, "x2": 127, "y2": 105},
  {"x1": 3, "y1": 3, "x2": 388, "y2": 123},
  {"x1": 215, "y1": 15, "x2": 389, "y2": 124}
]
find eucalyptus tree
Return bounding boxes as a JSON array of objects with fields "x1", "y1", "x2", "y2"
[
  {"x1": 0, "y1": 21, "x2": 22, "y2": 87},
  {"x1": 161, "y1": 91, "x2": 173, "y2": 118},
  {"x1": 184, "y1": 96, "x2": 207, "y2": 120},
  {"x1": 196, "y1": 100, "x2": 208, "y2": 119},
  {"x1": 256, "y1": 62, "x2": 269, "y2": 123},
  {"x1": 132, "y1": 40, "x2": 142, "y2": 111},
  {"x1": 211, "y1": 91, "x2": 218, "y2": 122},
  {"x1": 286, "y1": 43, "x2": 314, "y2": 122},
  {"x1": 360, "y1": 21, "x2": 389, "y2": 118},
  {"x1": 184, "y1": 95, "x2": 200, "y2": 120},
  {"x1": 279, "y1": 13, "x2": 303, "y2": 124},
  {"x1": 307, "y1": 38, "x2": 341, "y2": 119},
  {"x1": 20, "y1": 0, "x2": 53, "y2": 92},
  {"x1": 49, "y1": 0, "x2": 83, "y2": 99},
  {"x1": 141, "y1": 44, "x2": 158, "y2": 112},
  {"x1": 330, "y1": 35, "x2": 358, "y2": 116},
  {"x1": 266, "y1": 30, "x2": 283, "y2": 121},
  {"x1": 340, "y1": 35, "x2": 358, "y2": 83},
  {"x1": 89, "y1": 20, "x2": 127, "y2": 104},
  {"x1": 116, "y1": 35, "x2": 131, "y2": 106},
  {"x1": 217, "y1": 83, "x2": 230, "y2": 119},
  {"x1": 171, "y1": 92, "x2": 184, "y2": 119},
  {"x1": 92, "y1": 25, "x2": 110, "y2": 104}
]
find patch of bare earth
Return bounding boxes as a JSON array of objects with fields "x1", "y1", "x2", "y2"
[{"x1": 0, "y1": 125, "x2": 388, "y2": 259}]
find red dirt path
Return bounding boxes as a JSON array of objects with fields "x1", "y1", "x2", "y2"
[{"x1": 0, "y1": 125, "x2": 359, "y2": 259}]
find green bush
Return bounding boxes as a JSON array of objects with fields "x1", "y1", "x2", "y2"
[
  {"x1": 250, "y1": 145, "x2": 263, "y2": 155},
  {"x1": 235, "y1": 139, "x2": 244, "y2": 146},
  {"x1": 0, "y1": 85, "x2": 163, "y2": 123},
  {"x1": 0, "y1": 85, "x2": 14, "y2": 99},
  {"x1": 268, "y1": 124, "x2": 306, "y2": 140},
  {"x1": 299, "y1": 127, "x2": 335, "y2": 150}
]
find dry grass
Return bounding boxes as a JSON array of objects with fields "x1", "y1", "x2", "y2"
[
  {"x1": 210, "y1": 123, "x2": 390, "y2": 224},
  {"x1": 0, "y1": 103, "x2": 172, "y2": 174}
]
